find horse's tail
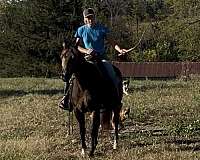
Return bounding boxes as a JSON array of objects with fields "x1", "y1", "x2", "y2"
[
  {"x1": 100, "y1": 110, "x2": 112, "y2": 130},
  {"x1": 112, "y1": 65, "x2": 123, "y2": 101}
]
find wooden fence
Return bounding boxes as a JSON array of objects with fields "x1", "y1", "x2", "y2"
[{"x1": 112, "y1": 62, "x2": 200, "y2": 78}]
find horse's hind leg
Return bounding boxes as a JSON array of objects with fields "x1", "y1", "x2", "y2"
[
  {"x1": 74, "y1": 109, "x2": 87, "y2": 155},
  {"x1": 112, "y1": 105, "x2": 121, "y2": 150},
  {"x1": 90, "y1": 110, "x2": 100, "y2": 157}
]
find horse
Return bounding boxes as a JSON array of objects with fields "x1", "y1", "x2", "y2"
[{"x1": 60, "y1": 44, "x2": 123, "y2": 157}]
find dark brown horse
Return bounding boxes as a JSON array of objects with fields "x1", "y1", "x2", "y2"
[{"x1": 61, "y1": 45, "x2": 123, "y2": 157}]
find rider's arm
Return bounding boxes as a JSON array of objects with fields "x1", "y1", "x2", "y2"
[
  {"x1": 76, "y1": 38, "x2": 92, "y2": 55},
  {"x1": 106, "y1": 33, "x2": 128, "y2": 55}
]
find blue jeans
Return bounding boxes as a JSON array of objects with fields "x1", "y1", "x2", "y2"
[{"x1": 100, "y1": 59, "x2": 119, "y2": 89}]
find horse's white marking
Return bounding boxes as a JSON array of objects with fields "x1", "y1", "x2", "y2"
[
  {"x1": 113, "y1": 140, "x2": 117, "y2": 150},
  {"x1": 61, "y1": 48, "x2": 74, "y2": 73},
  {"x1": 81, "y1": 148, "x2": 86, "y2": 156}
]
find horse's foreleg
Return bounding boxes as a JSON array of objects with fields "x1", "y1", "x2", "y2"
[
  {"x1": 74, "y1": 109, "x2": 87, "y2": 155},
  {"x1": 90, "y1": 111, "x2": 100, "y2": 157}
]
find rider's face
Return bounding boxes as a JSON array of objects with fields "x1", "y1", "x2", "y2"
[{"x1": 84, "y1": 15, "x2": 95, "y2": 27}]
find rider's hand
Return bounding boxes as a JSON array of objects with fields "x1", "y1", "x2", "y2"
[
  {"x1": 87, "y1": 49, "x2": 97, "y2": 57},
  {"x1": 118, "y1": 49, "x2": 128, "y2": 56}
]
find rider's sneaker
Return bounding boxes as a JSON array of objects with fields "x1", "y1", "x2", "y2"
[{"x1": 58, "y1": 95, "x2": 73, "y2": 112}]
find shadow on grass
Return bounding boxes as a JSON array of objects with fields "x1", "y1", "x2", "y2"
[
  {"x1": 0, "y1": 89, "x2": 63, "y2": 98},
  {"x1": 128, "y1": 135, "x2": 200, "y2": 152},
  {"x1": 128, "y1": 82, "x2": 188, "y2": 93},
  {"x1": 120, "y1": 121, "x2": 200, "y2": 152},
  {"x1": 165, "y1": 138, "x2": 200, "y2": 151}
]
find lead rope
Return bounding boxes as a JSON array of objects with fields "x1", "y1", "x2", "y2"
[{"x1": 118, "y1": 23, "x2": 150, "y2": 56}]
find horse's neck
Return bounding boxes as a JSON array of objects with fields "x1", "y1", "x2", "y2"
[
  {"x1": 74, "y1": 61, "x2": 103, "y2": 90},
  {"x1": 72, "y1": 75, "x2": 83, "y2": 93},
  {"x1": 73, "y1": 62, "x2": 89, "y2": 88}
]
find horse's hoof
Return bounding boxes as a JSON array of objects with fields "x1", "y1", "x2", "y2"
[
  {"x1": 81, "y1": 149, "x2": 86, "y2": 157},
  {"x1": 113, "y1": 140, "x2": 117, "y2": 150}
]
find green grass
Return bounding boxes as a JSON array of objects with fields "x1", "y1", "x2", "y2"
[{"x1": 0, "y1": 78, "x2": 200, "y2": 159}]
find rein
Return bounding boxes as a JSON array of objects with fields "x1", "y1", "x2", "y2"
[{"x1": 66, "y1": 75, "x2": 75, "y2": 135}]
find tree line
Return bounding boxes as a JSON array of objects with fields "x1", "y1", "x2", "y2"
[{"x1": 0, "y1": 0, "x2": 200, "y2": 64}]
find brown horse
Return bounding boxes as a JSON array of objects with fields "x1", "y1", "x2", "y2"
[{"x1": 61, "y1": 45, "x2": 123, "y2": 157}]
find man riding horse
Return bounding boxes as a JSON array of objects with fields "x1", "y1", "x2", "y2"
[
  {"x1": 59, "y1": 8, "x2": 129, "y2": 110},
  {"x1": 59, "y1": 8, "x2": 132, "y2": 156}
]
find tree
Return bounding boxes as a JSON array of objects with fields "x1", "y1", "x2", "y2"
[
  {"x1": 0, "y1": 0, "x2": 82, "y2": 62},
  {"x1": 100, "y1": 0, "x2": 130, "y2": 27},
  {"x1": 162, "y1": 0, "x2": 200, "y2": 61}
]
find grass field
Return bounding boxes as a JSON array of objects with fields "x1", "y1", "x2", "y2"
[{"x1": 0, "y1": 78, "x2": 199, "y2": 160}]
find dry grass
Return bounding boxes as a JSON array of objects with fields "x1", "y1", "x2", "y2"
[{"x1": 0, "y1": 78, "x2": 199, "y2": 159}]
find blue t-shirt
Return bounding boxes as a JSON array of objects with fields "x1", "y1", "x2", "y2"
[{"x1": 74, "y1": 23, "x2": 110, "y2": 55}]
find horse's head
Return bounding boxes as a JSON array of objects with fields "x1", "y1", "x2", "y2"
[
  {"x1": 60, "y1": 43, "x2": 85, "y2": 78},
  {"x1": 61, "y1": 47, "x2": 74, "y2": 74}
]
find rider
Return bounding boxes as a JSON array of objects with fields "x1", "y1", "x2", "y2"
[
  {"x1": 59, "y1": 8, "x2": 129, "y2": 110},
  {"x1": 75, "y1": 8, "x2": 129, "y2": 99}
]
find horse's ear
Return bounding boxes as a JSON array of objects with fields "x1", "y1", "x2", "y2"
[{"x1": 63, "y1": 38, "x2": 71, "y2": 49}]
